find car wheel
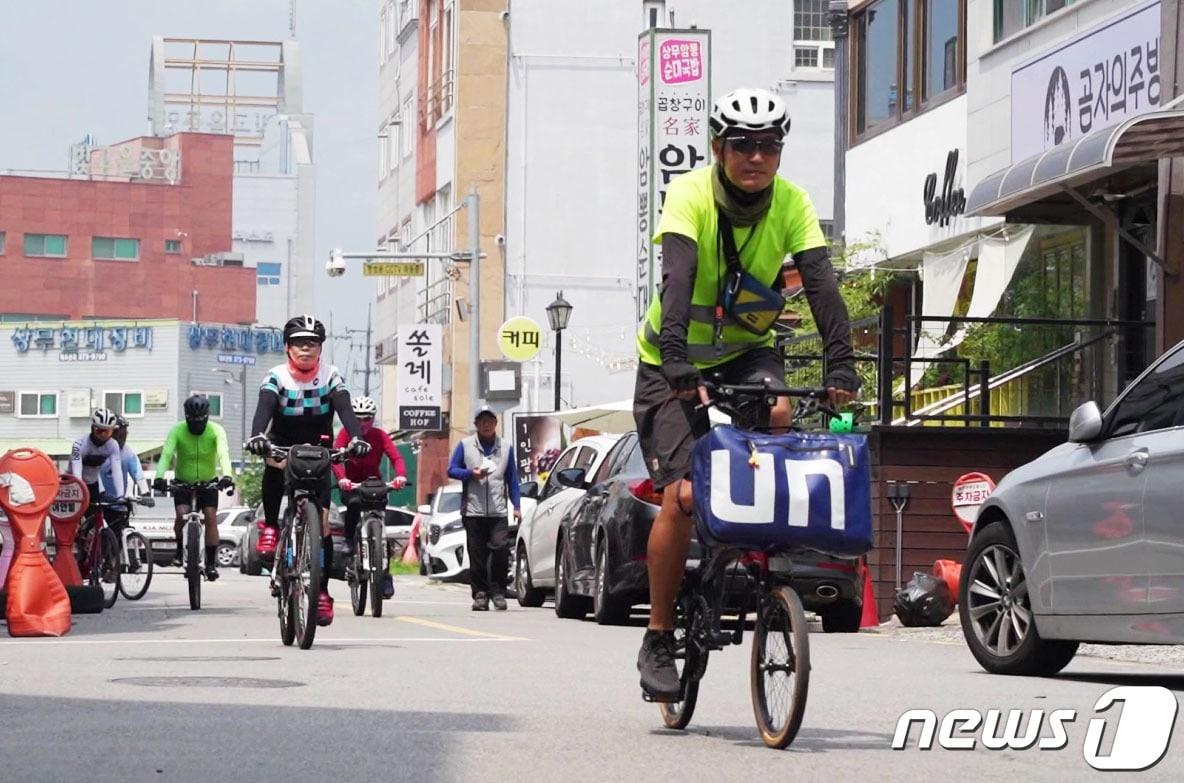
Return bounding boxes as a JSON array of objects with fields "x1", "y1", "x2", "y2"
[
  {"x1": 554, "y1": 543, "x2": 589, "y2": 620},
  {"x1": 216, "y1": 542, "x2": 237, "y2": 569},
  {"x1": 592, "y1": 538, "x2": 629, "y2": 625},
  {"x1": 515, "y1": 544, "x2": 545, "y2": 608},
  {"x1": 820, "y1": 600, "x2": 862, "y2": 633},
  {"x1": 959, "y1": 522, "x2": 1078, "y2": 676}
]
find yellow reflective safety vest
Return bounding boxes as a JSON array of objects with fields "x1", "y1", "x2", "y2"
[{"x1": 637, "y1": 166, "x2": 826, "y2": 368}]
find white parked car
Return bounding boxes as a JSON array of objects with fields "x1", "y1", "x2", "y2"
[
  {"x1": 420, "y1": 481, "x2": 535, "y2": 582},
  {"x1": 135, "y1": 504, "x2": 253, "y2": 568},
  {"x1": 514, "y1": 435, "x2": 620, "y2": 601}
]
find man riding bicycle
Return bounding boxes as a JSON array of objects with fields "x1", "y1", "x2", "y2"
[
  {"x1": 71, "y1": 408, "x2": 130, "y2": 514},
  {"x1": 633, "y1": 88, "x2": 857, "y2": 701},
  {"x1": 152, "y1": 394, "x2": 235, "y2": 580},
  {"x1": 331, "y1": 395, "x2": 408, "y2": 601},
  {"x1": 244, "y1": 315, "x2": 370, "y2": 627},
  {"x1": 100, "y1": 415, "x2": 154, "y2": 530}
]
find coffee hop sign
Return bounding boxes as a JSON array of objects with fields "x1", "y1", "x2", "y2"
[{"x1": 1010, "y1": 0, "x2": 1161, "y2": 162}]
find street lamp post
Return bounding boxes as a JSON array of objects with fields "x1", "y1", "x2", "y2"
[{"x1": 545, "y1": 291, "x2": 573, "y2": 411}]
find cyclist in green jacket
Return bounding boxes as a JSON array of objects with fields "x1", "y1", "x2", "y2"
[{"x1": 153, "y1": 395, "x2": 235, "y2": 580}]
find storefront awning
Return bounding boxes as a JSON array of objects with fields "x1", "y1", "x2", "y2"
[
  {"x1": 966, "y1": 110, "x2": 1184, "y2": 219},
  {"x1": 0, "y1": 439, "x2": 75, "y2": 458}
]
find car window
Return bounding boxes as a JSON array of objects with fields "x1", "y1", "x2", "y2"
[
  {"x1": 234, "y1": 511, "x2": 252, "y2": 526},
  {"x1": 437, "y1": 491, "x2": 462, "y2": 514},
  {"x1": 591, "y1": 436, "x2": 633, "y2": 486},
  {"x1": 573, "y1": 446, "x2": 597, "y2": 472},
  {"x1": 541, "y1": 447, "x2": 579, "y2": 499},
  {"x1": 1108, "y1": 345, "x2": 1184, "y2": 437},
  {"x1": 623, "y1": 439, "x2": 646, "y2": 475},
  {"x1": 216, "y1": 511, "x2": 229, "y2": 526}
]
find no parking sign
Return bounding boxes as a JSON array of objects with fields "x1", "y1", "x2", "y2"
[{"x1": 951, "y1": 472, "x2": 995, "y2": 535}]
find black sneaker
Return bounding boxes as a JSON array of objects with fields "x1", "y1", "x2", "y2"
[
  {"x1": 491, "y1": 593, "x2": 508, "y2": 611},
  {"x1": 637, "y1": 630, "x2": 681, "y2": 701},
  {"x1": 205, "y1": 566, "x2": 219, "y2": 582},
  {"x1": 381, "y1": 573, "x2": 395, "y2": 600},
  {"x1": 472, "y1": 592, "x2": 489, "y2": 611}
]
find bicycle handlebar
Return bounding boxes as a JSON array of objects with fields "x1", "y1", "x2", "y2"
[{"x1": 263, "y1": 444, "x2": 351, "y2": 464}]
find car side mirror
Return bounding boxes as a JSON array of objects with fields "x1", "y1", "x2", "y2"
[
  {"x1": 417, "y1": 504, "x2": 431, "y2": 515},
  {"x1": 1068, "y1": 401, "x2": 1103, "y2": 443},
  {"x1": 519, "y1": 480, "x2": 539, "y2": 500},
  {"x1": 555, "y1": 467, "x2": 587, "y2": 489}
]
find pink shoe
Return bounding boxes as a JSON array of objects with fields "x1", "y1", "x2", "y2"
[
  {"x1": 256, "y1": 523, "x2": 278, "y2": 558},
  {"x1": 317, "y1": 591, "x2": 334, "y2": 626}
]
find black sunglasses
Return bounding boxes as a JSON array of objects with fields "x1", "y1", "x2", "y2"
[{"x1": 725, "y1": 136, "x2": 784, "y2": 156}]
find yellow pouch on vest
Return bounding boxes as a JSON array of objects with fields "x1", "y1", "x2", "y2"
[{"x1": 718, "y1": 211, "x2": 784, "y2": 336}]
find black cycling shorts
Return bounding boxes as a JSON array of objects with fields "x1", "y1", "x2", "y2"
[
  {"x1": 173, "y1": 485, "x2": 219, "y2": 510},
  {"x1": 633, "y1": 347, "x2": 787, "y2": 490}
]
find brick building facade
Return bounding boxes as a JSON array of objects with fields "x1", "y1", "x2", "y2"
[{"x1": 0, "y1": 132, "x2": 254, "y2": 324}]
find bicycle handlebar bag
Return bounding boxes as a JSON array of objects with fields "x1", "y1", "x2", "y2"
[
  {"x1": 691, "y1": 425, "x2": 873, "y2": 556},
  {"x1": 357, "y1": 479, "x2": 390, "y2": 508},
  {"x1": 285, "y1": 445, "x2": 331, "y2": 488}
]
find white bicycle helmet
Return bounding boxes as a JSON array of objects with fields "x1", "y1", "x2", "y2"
[
  {"x1": 91, "y1": 408, "x2": 120, "y2": 429},
  {"x1": 709, "y1": 88, "x2": 791, "y2": 138},
  {"x1": 352, "y1": 396, "x2": 378, "y2": 417}
]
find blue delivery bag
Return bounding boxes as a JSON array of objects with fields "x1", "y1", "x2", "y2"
[{"x1": 691, "y1": 425, "x2": 873, "y2": 556}]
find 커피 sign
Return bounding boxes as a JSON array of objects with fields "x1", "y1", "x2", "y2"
[
  {"x1": 637, "y1": 28, "x2": 711, "y2": 320},
  {"x1": 397, "y1": 324, "x2": 442, "y2": 431}
]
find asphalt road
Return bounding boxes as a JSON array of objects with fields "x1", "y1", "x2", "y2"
[{"x1": 2, "y1": 570, "x2": 1183, "y2": 782}]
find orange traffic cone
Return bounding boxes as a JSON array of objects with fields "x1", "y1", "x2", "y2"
[
  {"x1": 859, "y1": 558, "x2": 880, "y2": 628},
  {"x1": 934, "y1": 559, "x2": 961, "y2": 603}
]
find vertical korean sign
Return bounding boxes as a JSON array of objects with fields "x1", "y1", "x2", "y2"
[
  {"x1": 397, "y1": 324, "x2": 443, "y2": 431},
  {"x1": 637, "y1": 28, "x2": 711, "y2": 321}
]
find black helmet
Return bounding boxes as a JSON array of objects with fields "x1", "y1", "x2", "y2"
[
  {"x1": 283, "y1": 315, "x2": 327, "y2": 344},
  {"x1": 114, "y1": 415, "x2": 130, "y2": 430},
  {"x1": 184, "y1": 394, "x2": 210, "y2": 420}
]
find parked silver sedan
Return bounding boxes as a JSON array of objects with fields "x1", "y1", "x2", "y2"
[{"x1": 961, "y1": 340, "x2": 1184, "y2": 675}]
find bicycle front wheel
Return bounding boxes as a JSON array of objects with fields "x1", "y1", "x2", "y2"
[
  {"x1": 99, "y1": 528, "x2": 120, "y2": 608},
  {"x1": 659, "y1": 593, "x2": 704, "y2": 730},
  {"x1": 349, "y1": 527, "x2": 368, "y2": 617},
  {"x1": 117, "y1": 531, "x2": 154, "y2": 600},
  {"x1": 277, "y1": 517, "x2": 296, "y2": 646},
  {"x1": 368, "y1": 518, "x2": 385, "y2": 618},
  {"x1": 750, "y1": 585, "x2": 810, "y2": 749},
  {"x1": 186, "y1": 523, "x2": 202, "y2": 610},
  {"x1": 294, "y1": 500, "x2": 322, "y2": 650}
]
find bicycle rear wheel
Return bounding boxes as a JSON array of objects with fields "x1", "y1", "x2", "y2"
[
  {"x1": 186, "y1": 522, "x2": 202, "y2": 610},
  {"x1": 349, "y1": 527, "x2": 367, "y2": 617},
  {"x1": 294, "y1": 500, "x2": 322, "y2": 650},
  {"x1": 277, "y1": 516, "x2": 296, "y2": 646},
  {"x1": 750, "y1": 585, "x2": 810, "y2": 749},
  {"x1": 368, "y1": 518, "x2": 384, "y2": 618},
  {"x1": 99, "y1": 528, "x2": 120, "y2": 608},
  {"x1": 117, "y1": 531, "x2": 153, "y2": 600},
  {"x1": 659, "y1": 593, "x2": 705, "y2": 730}
]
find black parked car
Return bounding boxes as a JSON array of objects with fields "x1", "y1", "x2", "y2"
[{"x1": 552, "y1": 432, "x2": 865, "y2": 631}]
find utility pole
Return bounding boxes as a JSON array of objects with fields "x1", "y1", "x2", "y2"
[{"x1": 343, "y1": 306, "x2": 375, "y2": 396}]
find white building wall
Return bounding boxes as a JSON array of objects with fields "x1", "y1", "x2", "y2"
[
  {"x1": 966, "y1": 0, "x2": 1145, "y2": 186},
  {"x1": 233, "y1": 174, "x2": 299, "y2": 329},
  {"x1": 846, "y1": 97, "x2": 1001, "y2": 263},
  {"x1": 504, "y1": 0, "x2": 837, "y2": 408}
]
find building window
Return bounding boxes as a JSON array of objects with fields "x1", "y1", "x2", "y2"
[
  {"x1": 165, "y1": 239, "x2": 182, "y2": 253},
  {"x1": 379, "y1": 133, "x2": 389, "y2": 181},
  {"x1": 819, "y1": 220, "x2": 835, "y2": 242},
  {"x1": 994, "y1": 0, "x2": 1076, "y2": 43},
  {"x1": 854, "y1": 0, "x2": 966, "y2": 141},
  {"x1": 92, "y1": 237, "x2": 140, "y2": 261},
  {"x1": 794, "y1": 0, "x2": 834, "y2": 71},
  {"x1": 401, "y1": 97, "x2": 414, "y2": 157},
  {"x1": 0, "y1": 231, "x2": 5, "y2": 254},
  {"x1": 104, "y1": 391, "x2": 143, "y2": 417},
  {"x1": 256, "y1": 262, "x2": 282, "y2": 286},
  {"x1": 18, "y1": 391, "x2": 57, "y2": 418},
  {"x1": 380, "y1": 5, "x2": 390, "y2": 63},
  {"x1": 191, "y1": 391, "x2": 223, "y2": 418},
  {"x1": 24, "y1": 233, "x2": 68, "y2": 258}
]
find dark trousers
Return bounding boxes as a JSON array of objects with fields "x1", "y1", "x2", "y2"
[{"x1": 463, "y1": 515, "x2": 509, "y2": 598}]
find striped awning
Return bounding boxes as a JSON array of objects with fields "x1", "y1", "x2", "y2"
[{"x1": 967, "y1": 110, "x2": 1184, "y2": 217}]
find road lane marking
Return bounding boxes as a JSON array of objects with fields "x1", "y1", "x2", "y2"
[
  {"x1": 0, "y1": 636, "x2": 522, "y2": 646},
  {"x1": 394, "y1": 615, "x2": 526, "y2": 641}
]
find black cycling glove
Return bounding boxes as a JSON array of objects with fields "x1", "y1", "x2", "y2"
[{"x1": 661, "y1": 360, "x2": 702, "y2": 393}]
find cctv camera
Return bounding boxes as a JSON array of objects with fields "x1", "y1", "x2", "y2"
[
  {"x1": 495, "y1": 234, "x2": 506, "y2": 246},
  {"x1": 327, "y1": 248, "x2": 347, "y2": 278}
]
